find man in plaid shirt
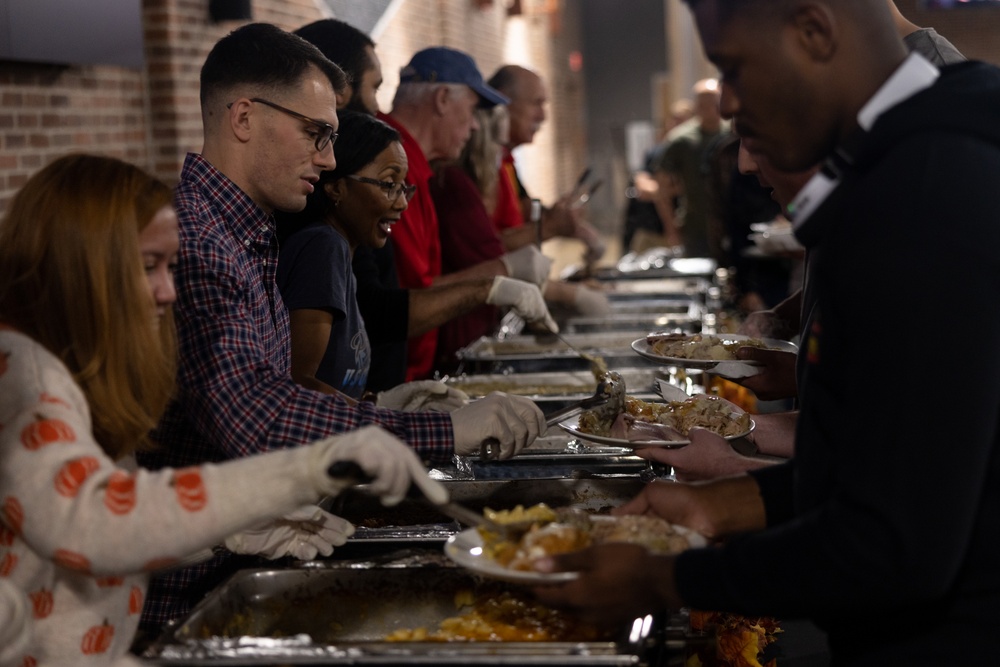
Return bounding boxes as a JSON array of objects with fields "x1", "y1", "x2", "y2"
[{"x1": 137, "y1": 23, "x2": 545, "y2": 631}]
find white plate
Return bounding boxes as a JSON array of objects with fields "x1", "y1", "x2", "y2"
[
  {"x1": 558, "y1": 415, "x2": 754, "y2": 449},
  {"x1": 444, "y1": 516, "x2": 707, "y2": 584},
  {"x1": 631, "y1": 334, "x2": 797, "y2": 371}
]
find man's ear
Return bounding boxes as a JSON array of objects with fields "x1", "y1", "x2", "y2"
[
  {"x1": 431, "y1": 84, "x2": 451, "y2": 117},
  {"x1": 228, "y1": 98, "x2": 254, "y2": 144},
  {"x1": 789, "y1": 3, "x2": 838, "y2": 62}
]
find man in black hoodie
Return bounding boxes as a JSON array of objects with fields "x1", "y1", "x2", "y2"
[{"x1": 532, "y1": 1, "x2": 1000, "y2": 665}]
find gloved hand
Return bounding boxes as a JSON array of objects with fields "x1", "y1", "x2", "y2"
[
  {"x1": 0, "y1": 579, "x2": 32, "y2": 665},
  {"x1": 572, "y1": 284, "x2": 611, "y2": 316},
  {"x1": 487, "y1": 276, "x2": 559, "y2": 333},
  {"x1": 376, "y1": 380, "x2": 469, "y2": 412},
  {"x1": 305, "y1": 425, "x2": 449, "y2": 506},
  {"x1": 224, "y1": 505, "x2": 353, "y2": 560},
  {"x1": 500, "y1": 245, "x2": 553, "y2": 286},
  {"x1": 450, "y1": 392, "x2": 546, "y2": 459}
]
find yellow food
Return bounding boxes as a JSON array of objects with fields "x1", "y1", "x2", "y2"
[
  {"x1": 385, "y1": 589, "x2": 605, "y2": 642},
  {"x1": 480, "y1": 505, "x2": 695, "y2": 571}
]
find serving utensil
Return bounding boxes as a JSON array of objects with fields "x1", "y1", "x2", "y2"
[
  {"x1": 542, "y1": 370, "x2": 626, "y2": 429},
  {"x1": 326, "y1": 461, "x2": 505, "y2": 535}
]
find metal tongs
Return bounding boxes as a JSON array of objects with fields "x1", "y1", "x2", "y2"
[
  {"x1": 326, "y1": 460, "x2": 497, "y2": 532},
  {"x1": 542, "y1": 370, "x2": 627, "y2": 429}
]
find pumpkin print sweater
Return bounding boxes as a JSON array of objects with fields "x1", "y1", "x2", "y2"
[{"x1": 0, "y1": 329, "x2": 327, "y2": 666}]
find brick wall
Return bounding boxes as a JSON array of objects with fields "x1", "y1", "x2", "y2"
[{"x1": 0, "y1": 0, "x2": 584, "y2": 214}]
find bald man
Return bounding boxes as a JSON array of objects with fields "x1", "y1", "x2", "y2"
[
  {"x1": 532, "y1": 2, "x2": 1000, "y2": 665},
  {"x1": 488, "y1": 65, "x2": 606, "y2": 261}
]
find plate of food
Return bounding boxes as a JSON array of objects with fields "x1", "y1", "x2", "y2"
[
  {"x1": 444, "y1": 506, "x2": 706, "y2": 585},
  {"x1": 631, "y1": 332, "x2": 797, "y2": 374},
  {"x1": 558, "y1": 393, "x2": 753, "y2": 448}
]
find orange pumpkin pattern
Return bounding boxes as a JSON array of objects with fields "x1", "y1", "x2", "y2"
[
  {"x1": 20, "y1": 414, "x2": 75, "y2": 450},
  {"x1": 21, "y1": 656, "x2": 37, "y2": 667},
  {"x1": 1, "y1": 496, "x2": 23, "y2": 535},
  {"x1": 0, "y1": 552, "x2": 17, "y2": 576},
  {"x1": 173, "y1": 468, "x2": 208, "y2": 512},
  {"x1": 104, "y1": 471, "x2": 137, "y2": 515},
  {"x1": 29, "y1": 589, "x2": 54, "y2": 619},
  {"x1": 54, "y1": 456, "x2": 100, "y2": 498},
  {"x1": 0, "y1": 524, "x2": 14, "y2": 546},
  {"x1": 80, "y1": 621, "x2": 114, "y2": 655},
  {"x1": 39, "y1": 392, "x2": 71, "y2": 409},
  {"x1": 94, "y1": 576, "x2": 124, "y2": 588},
  {"x1": 53, "y1": 549, "x2": 91, "y2": 573},
  {"x1": 128, "y1": 586, "x2": 143, "y2": 615}
]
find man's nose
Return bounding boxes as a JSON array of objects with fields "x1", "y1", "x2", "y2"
[{"x1": 316, "y1": 143, "x2": 336, "y2": 170}]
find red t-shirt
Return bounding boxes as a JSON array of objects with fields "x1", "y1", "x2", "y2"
[
  {"x1": 492, "y1": 149, "x2": 525, "y2": 232},
  {"x1": 379, "y1": 112, "x2": 440, "y2": 381},
  {"x1": 430, "y1": 164, "x2": 506, "y2": 371}
]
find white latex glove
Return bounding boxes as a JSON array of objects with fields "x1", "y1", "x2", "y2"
[
  {"x1": 500, "y1": 245, "x2": 553, "y2": 286},
  {"x1": 0, "y1": 579, "x2": 32, "y2": 667},
  {"x1": 487, "y1": 276, "x2": 559, "y2": 333},
  {"x1": 376, "y1": 380, "x2": 469, "y2": 412},
  {"x1": 572, "y1": 284, "x2": 611, "y2": 316},
  {"x1": 450, "y1": 392, "x2": 546, "y2": 459},
  {"x1": 223, "y1": 505, "x2": 353, "y2": 561},
  {"x1": 305, "y1": 425, "x2": 449, "y2": 506}
]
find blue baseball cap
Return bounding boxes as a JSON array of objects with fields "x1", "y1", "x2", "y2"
[{"x1": 399, "y1": 47, "x2": 509, "y2": 107}]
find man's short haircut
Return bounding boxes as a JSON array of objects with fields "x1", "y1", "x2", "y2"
[
  {"x1": 487, "y1": 64, "x2": 534, "y2": 97},
  {"x1": 294, "y1": 19, "x2": 375, "y2": 100},
  {"x1": 200, "y1": 22, "x2": 348, "y2": 110}
]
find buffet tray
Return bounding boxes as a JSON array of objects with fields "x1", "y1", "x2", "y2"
[
  {"x1": 324, "y1": 476, "x2": 647, "y2": 542},
  {"x1": 445, "y1": 368, "x2": 664, "y2": 402},
  {"x1": 145, "y1": 554, "x2": 678, "y2": 665},
  {"x1": 604, "y1": 279, "x2": 710, "y2": 301}
]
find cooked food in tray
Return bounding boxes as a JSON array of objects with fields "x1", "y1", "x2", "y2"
[
  {"x1": 576, "y1": 394, "x2": 751, "y2": 443},
  {"x1": 385, "y1": 588, "x2": 606, "y2": 642},
  {"x1": 647, "y1": 332, "x2": 771, "y2": 361}
]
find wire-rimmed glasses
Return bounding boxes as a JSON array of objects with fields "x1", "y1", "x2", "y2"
[
  {"x1": 347, "y1": 175, "x2": 417, "y2": 202},
  {"x1": 227, "y1": 98, "x2": 338, "y2": 152}
]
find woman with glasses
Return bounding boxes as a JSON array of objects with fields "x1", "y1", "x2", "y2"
[{"x1": 277, "y1": 111, "x2": 419, "y2": 400}]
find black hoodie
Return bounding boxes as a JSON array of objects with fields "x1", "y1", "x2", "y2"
[{"x1": 677, "y1": 60, "x2": 1000, "y2": 666}]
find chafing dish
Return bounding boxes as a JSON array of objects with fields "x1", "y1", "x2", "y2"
[
  {"x1": 562, "y1": 254, "x2": 718, "y2": 281},
  {"x1": 446, "y1": 368, "x2": 662, "y2": 404},
  {"x1": 604, "y1": 279, "x2": 710, "y2": 300},
  {"x1": 324, "y1": 476, "x2": 648, "y2": 542},
  {"x1": 455, "y1": 332, "x2": 659, "y2": 374},
  {"x1": 145, "y1": 553, "x2": 689, "y2": 665}
]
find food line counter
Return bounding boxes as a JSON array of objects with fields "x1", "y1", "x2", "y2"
[{"x1": 142, "y1": 261, "x2": 734, "y2": 666}]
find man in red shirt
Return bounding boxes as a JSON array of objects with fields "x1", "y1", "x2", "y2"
[
  {"x1": 383, "y1": 48, "x2": 553, "y2": 380},
  {"x1": 487, "y1": 65, "x2": 605, "y2": 262}
]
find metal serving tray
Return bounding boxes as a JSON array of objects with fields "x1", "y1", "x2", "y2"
[
  {"x1": 324, "y1": 476, "x2": 648, "y2": 542},
  {"x1": 455, "y1": 332, "x2": 661, "y2": 375},
  {"x1": 604, "y1": 279, "x2": 710, "y2": 301},
  {"x1": 446, "y1": 368, "x2": 663, "y2": 401},
  {"x1": 145, "y1": 555, "x2": 679, "y2": 665}
]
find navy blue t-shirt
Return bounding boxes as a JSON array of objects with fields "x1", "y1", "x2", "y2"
[{"x1": 277, "y1": 222, "x2": 370, "y2": 398}]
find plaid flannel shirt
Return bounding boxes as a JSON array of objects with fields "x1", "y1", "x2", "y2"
[{"x1": 137, "y1": 154, "x2": 454, "y2": 630}]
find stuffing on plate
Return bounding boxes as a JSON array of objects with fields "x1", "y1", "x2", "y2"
[{"x1": 578, "y1": 394, "x2": 751, "y2": 441}]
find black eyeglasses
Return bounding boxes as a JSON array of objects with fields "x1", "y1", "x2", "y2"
[
  {"x1": 228, "y1": 98, "x2": 338, "y2": 152},
  {"x1": 347, "y1": 175, "x2": 417, "y2": 202}
]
